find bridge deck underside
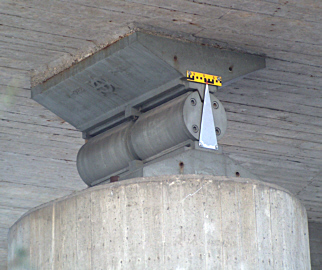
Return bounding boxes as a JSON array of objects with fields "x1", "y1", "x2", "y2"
[{"x1": 0, "y1": 0, "x2": 321, "y2": 269}]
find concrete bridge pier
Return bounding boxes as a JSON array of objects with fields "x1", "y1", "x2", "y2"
[{"x1": 8, "y1": 175, "x2": 311, "y2": 269}]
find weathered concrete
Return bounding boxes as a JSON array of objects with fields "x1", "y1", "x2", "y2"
[
  {"x1": 309, "y1": 222, "x2": 322, "y2": 270},
  {"x1": 8, "y1": 175, "x2": 310, "y2": 269},
  {"x1": 1, "y1": 0, "x2": 322, "y2": 268}
]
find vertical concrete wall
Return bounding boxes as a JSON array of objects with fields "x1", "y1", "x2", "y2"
[
  {"x1": 309, "y1": 222, "x2": 322, "y2": 270},
  {"x1": 8, "y1": 175, "x2": 311, "y2": 269}
]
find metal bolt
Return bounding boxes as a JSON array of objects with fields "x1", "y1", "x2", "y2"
[
  {"x1": 110, "y1": 175, "x2": 119, "y2": 182},
  {"x1": 212, "y1": 101, "x2": 219, "y2": 109},
  {"x1": 190, "y1": 98, "x2": 197, "y2": 106},
  {"x1": 179, "y1": 161, "x2": 184, "y2": 174},
  {"x1": 215, "y1": 127, "x2": 221, "y2": 136},
  {"x1": 192, "y1": 125, "x2": 199, "y2": 133}
]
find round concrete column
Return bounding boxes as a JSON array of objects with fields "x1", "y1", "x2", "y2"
[{"x1": 8, "y1": 175, "x2": 311, "y2": 269}]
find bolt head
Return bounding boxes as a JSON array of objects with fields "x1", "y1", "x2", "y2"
[
  {"x1": 213, "y1": 101, "x2": 219, "y2": 109},
  {"x1": 192, "y1": 125, "x2": 199, "y2": 133}
]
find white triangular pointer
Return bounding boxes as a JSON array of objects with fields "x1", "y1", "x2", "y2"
[{"x1": 199, "y1": 84, "x2": 218, "y2": 150}]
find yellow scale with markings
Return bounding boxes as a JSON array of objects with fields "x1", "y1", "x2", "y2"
[{"x1": 187, "y1": 70, "x2": 222, "y2": 87}]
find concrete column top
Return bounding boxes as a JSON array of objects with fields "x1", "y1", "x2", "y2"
[
  {"x1": 8, "y1": 175, "x2": 310, "y2": 269},
  {"x1": 13, "y1": 175, "x2": 300, "y2": 224}
]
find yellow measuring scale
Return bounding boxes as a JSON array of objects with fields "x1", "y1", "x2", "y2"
[{"x1": 186, "y1": 70, "x2": 222, "y2": 86}]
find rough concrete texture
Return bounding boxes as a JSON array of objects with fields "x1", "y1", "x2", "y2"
[
  {"x1": 8, "y1": 175, "x2": 310, "y2": 269},
  {"x1": 1, "y1": 0, "x2": 322, "y2": 268},
  {"x1": 309, "y1": 222, "x2": 322, "y2": 270}
]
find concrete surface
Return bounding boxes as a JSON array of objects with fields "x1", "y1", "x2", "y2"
[
  {"x1": 8, "y1": 175, "x2": 311, "y2": 269},
  {"x1": 309, "y1": 222, "x2": 322, "y2": 270},
  {"x1": 1, "y1": 0, "x2": 321, "y2": 269}
]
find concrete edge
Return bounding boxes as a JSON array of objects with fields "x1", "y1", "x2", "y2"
[
  {"x1": 30, "y1": 29, "x2": 133, "y2": 88},
  {"x1": 132, "y1": 23, "x2": 267, "y2": 57},
  {"x1": 9, "y1": 174, "x2": 305, "y2": 234},
  {"x1": 30, "y1": 24, "x2": 266, "y2": 88}
]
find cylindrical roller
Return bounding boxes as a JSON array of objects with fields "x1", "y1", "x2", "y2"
[
  {"x1": 77, "y1": 121, "x2": 137, "y2": 185},
  {"x1": 77, "y1": 91, "x2": 227, "y2": 186},
  {"x1": 130, "y1": 92, "x2": 202, "y2": 160}
]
